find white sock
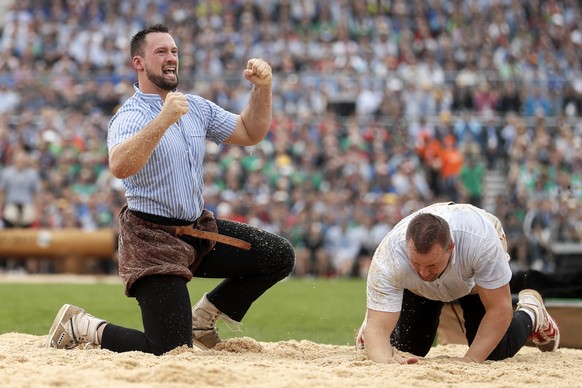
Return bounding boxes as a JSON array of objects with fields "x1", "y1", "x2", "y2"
[{"x1": 520, "y1": 309, "x2": 536, "y2": 328}]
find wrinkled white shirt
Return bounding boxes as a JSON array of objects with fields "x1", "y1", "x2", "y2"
[{"x1": 367, "y1": 202, "x2": 512, "y2": 312}]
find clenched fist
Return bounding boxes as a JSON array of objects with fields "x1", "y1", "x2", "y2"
[
  {"x1": 161, "y1": 91, "x2": 189, "y2": 124},
  {"x1": 243, "y1": 58, "x2": 272, "y2": 86}
]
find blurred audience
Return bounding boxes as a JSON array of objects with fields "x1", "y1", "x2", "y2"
[
  {"x1": 0, "y1": 0, "x2": 581, "y2": 276},
  {"x1": 0, "y1": 149, "x2": 41, "y2": 272}
]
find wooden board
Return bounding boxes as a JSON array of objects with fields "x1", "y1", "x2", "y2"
[{"x1": 0, "y1": 228, "x2": 116, "y2": 257}]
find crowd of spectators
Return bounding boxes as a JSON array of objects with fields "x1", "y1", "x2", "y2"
[{"x1": 1, "y1": 0, "x2": 582, "y2": 276}]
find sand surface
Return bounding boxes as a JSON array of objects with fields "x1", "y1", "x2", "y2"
[{"x1": 1, "y1": 333, "x2": 581, "y2": 387}]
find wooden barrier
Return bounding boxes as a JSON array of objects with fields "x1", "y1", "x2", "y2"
[{"x1": 0, "y1": 228, "x2": 116, "y2": 273}]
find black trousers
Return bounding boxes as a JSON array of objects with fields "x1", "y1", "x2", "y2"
[
  {"x1": 101, "y1": 219, "x2": 295, "y2": 355},
  {"x1": 391, "y1": 289, "x2": 532, "y2": 361}
]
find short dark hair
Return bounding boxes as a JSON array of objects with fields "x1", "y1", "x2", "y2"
[
  {"x1": 405, "y1": 213, "x2": 451, "y2": 254},
  {"x1": 130, "y1": 24, "x2": 170, "y2": 58}
]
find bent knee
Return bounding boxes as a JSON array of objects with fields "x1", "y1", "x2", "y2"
[{"x1": 264, "y1": 236, "x2": 296, "y2": 278}]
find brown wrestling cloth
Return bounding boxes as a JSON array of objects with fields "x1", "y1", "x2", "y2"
[{"x1": 175, "y1": 225, "x2": 252, "y2": 250}]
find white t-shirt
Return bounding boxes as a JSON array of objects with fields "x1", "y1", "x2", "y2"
[{"x1": 367, "y1": 203, "x2": 512, "y2": 312}]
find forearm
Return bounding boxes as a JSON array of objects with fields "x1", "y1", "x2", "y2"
[
  {"x1": 362, "y1": 309, "x2": 397, "y2": 363},
  {"x1": 239, "y1": 84, "x2": 272, "y2": 144},
  {"x1": 109, "y1": 114, "x2": 174, "y2": 179},
  {"x1": 465, "y1": 309, "x2": 512, "y2": 363},
  {"x1": 364, "y1": 332, "x2": 394, "y2": 363}
]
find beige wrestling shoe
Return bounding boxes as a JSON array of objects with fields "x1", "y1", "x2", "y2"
[
  {"x1": 192, "y1": 293, "x2": 240, "y2": 350},
  {"x1": 47, "y1": 304, "x2": 107, "y2": 349},
  {"x1": 516, "y1": 289, "x2": 560, "y2": 352}
]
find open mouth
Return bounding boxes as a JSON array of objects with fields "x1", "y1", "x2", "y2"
[{"x1": 163, "y1": 67, "x2": 176, "y2": 77}]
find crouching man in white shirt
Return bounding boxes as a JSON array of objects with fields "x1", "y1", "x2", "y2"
[{"x1": 356, "y1": 202, "x2": 560, "y2": 364}]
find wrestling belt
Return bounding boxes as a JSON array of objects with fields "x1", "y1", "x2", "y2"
[{"x1": 175, "y1": 225, "x2": 252, "y2": 251}]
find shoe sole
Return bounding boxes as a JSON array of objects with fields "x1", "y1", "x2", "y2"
[
  {"x1": 192, "y1": 339, "x2": 209, "y2": 351},
  {"x1": 193, "y1": 330, "x2": 221, "y2": 351},
  {"x1": 46, "y1": 304, "x2": 82, "y2": 349},
  {"x1": 520, "y1": 289, "x2": 560, "y2": 352}
]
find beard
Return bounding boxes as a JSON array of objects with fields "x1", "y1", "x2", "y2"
[{"x1": 145, "y1": 66, "x2": 179, "y2": 91}]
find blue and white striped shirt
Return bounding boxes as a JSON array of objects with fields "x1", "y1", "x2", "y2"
[{"x1": 107, "y1": 84, "x2": 237, "y2": 221}]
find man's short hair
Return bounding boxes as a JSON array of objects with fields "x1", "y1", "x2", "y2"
[
  {"x1": 130, "y1": 24, "x2": 170, "y2": 58},
  {"x1": 405, "y1": 213, "x2": 451, "y2": 254}
]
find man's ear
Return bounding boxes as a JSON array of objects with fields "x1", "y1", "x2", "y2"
[{"x1": 132, "y1": 56, "x2": 144, "y2": 71}]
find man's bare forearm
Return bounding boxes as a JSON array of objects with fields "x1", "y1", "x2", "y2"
[
  {"x1": 239, "y1": 84, "x2": 272, "y2": 144},
  {"x1": 465, "y1": 309, "x2": 512, "y2": 362},
  {"x1": 109, "y1": 114, "x2": 174, "y2": 179}
]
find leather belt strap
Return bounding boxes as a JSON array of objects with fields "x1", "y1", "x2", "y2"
[
  {"x1": 175, "y1": 225, "x2": 251, "y2": 250},
  {"x1": 449, "y1": 303, "x2": 465, "y2": 334}
]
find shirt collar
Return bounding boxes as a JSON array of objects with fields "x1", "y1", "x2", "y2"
[{"x1": 133, "y1": 83, "x2": 178, "y2": 101}]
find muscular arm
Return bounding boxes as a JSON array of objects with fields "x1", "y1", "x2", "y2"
[
  {"x1": 225, "y1": 58, "x2": 272, "y2": 146},
  {"x1": 464, "y1": 284, "x2": 513, "y2": 363},
  {"x1": 362, "y1": 308, "x2": 418, "y2": 364},
  {"x1": 109, "y1": 92, "x2": 188, "y2": 179}
]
